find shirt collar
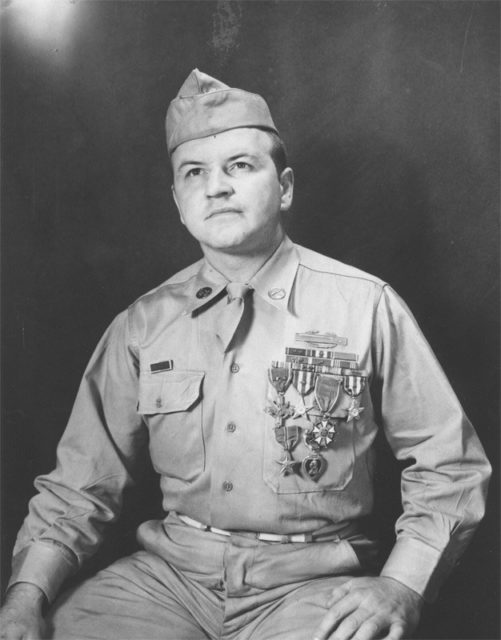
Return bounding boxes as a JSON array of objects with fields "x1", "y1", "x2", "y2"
[
  {"x1": 248, "y1": 235, "x2": 299, "y2": 312},
  {"x1": 182, "y1": 263, "x2": 228, "y2": 316},
  {"x1": 183, "y1": 235, "x2": 299, "y2": 316}
]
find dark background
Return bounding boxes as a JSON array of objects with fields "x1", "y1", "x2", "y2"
[{"x1": 1, "y1": 1, "x2": 499, "y2": 638}]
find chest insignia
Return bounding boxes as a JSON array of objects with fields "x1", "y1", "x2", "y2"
[
  {"x1": 295, "y1": 330, "x2": 348, "y2": 348},
  {"x1": 150, "y1": 360, "x2": 174, "y2": 373},
  {"x1": 265, "y1": 336, "x2": 367, "y2": 482}
]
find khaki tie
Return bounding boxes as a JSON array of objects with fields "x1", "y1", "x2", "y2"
[{"x1": 217, "y1": 282, "x2": 252, "y2": 352}]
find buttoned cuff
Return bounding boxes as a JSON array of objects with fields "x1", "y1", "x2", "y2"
[
  {"x1": 8, "y1": 540, "x2": 78, "y2": 604},
  {"x1": 380, "y1": 537, "x2": 452, "y2": 602}
]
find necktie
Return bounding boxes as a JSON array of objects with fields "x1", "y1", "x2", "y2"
[{"x1": 217, "y1": 282, "x2": 252, "y2": 352}]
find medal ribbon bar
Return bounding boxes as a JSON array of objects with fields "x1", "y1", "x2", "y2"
[
  {"x1": 286, "y1": 347, "x2": 358, "y2": 361},
  {"x1": 286, "y1": 355, "x2": 358, "y2": 369}
]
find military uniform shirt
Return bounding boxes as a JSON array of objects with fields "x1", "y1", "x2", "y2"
[{"x1": 9, "y1": 237, "x2": 491, "y2": 604}]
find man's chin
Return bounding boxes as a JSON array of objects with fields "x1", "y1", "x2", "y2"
[
  {"x1": 204, "y1": 233, "x2": 250, "y2": 253},
  {"x1": 200, "y1": 227, "x2": 282, "y2": 256}
]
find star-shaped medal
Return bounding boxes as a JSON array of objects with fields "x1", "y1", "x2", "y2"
[
  {"x1": 346, "y1": 400, "x2": 365, "y2": 422},
  {"x1": 292, "y1": 401, "x2": 315, "y2": 420},
  {"x1": 310, "y1": 417, "x2": 337, "y2": 448},
  {"x1": 276, "y1": 455, "x2": 298, "y2": 476}
]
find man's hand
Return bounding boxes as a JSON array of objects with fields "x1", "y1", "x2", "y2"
[
  {"x1": 313, "y1": 576, "x2": 423, "y2": 640},
  {"x1": 0, "y1": 583, "x2": 47, "y2": 640}
]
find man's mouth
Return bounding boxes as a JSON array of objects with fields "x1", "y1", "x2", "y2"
[{"x1": 206, "y1": 207, "x2": 242, "y2": 219}]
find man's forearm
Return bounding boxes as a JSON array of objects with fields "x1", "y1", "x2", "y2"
[
  {"x1": 0, "y1": 583, "x2": 47, "y2": 640},
  {"x1": 3, "y1": 582, "x2": 46, "y2": 611}
]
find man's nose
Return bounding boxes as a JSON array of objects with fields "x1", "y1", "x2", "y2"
[{"x1": 205, "y1": 168, "x2": 234, "y2": 198}]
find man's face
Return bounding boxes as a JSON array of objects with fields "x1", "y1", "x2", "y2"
[{"x1": 171, "y1": 128, "x2": 293, "y2": 256}]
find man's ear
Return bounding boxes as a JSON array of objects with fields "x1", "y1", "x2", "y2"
[
  {"x1": 279, "y1": 167, "x2": 294, "y2": 212},
  {"x1": 171, "y1": 184, "x2": 185, "y2": 225}
]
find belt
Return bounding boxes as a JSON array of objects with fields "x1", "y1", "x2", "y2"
[{"x1": 177, "y1": 513, "x2": 357, "y2": 544}]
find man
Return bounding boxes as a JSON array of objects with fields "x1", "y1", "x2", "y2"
[{"x1": 0, "y1": 70, "x2": 491, "y2": 640}]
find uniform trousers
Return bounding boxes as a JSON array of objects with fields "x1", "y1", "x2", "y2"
[{"x1": 46, "y1": 513, "x2": 370, "y2": 640}]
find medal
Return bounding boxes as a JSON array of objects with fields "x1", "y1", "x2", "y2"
[
  {"x1": 265, "y1": 398, "x2": 295, "y2": 424},
  {"x1": 346, "y1": 399, "x2": 364, "y2": 421},
  {"x1": 303, "y1": 412, "x2": 338, "y2": 450},
  {"x1": 266, "y1": 363, "x2": 301, "y2": 476},
  {"x1": 268, "y1": 362, "x2": 292, "y2": 395},
  {"x1": 307, "y1": 417, "x2": 339, "y2": 448},
  {"x1": 311, "y1": 374, "x2": 342, "y2": 443},
  {"x1": 266, "y1": 409, "x2": 300, "y2": 475},
  {"x1": 274, "y1": 423, "x2": 301, "y2": 475},
  {"x1": 301, "y1": 453, "x2": 326, "y2": 482},
  {"x1": 276, "y1": 454, "x2": 298, "y2": 476},
  {"x1": 266, "y1": 362, "x2": 295, "y2": 426},
  {"x1": 343, "y1": 375, "x2": 366, "y2": 398},
  {"x1": 292, "y1": 365, "x2": 316, "y2": 397},
  {"x1": 290, "y1": 364, "x2": 315, "y2": 421},
  {"x1": 274, "y1": 424, "x2": 300, "y2": 450},
  {"x1": 343, "y1": 375, "x2": 366, "y2": 422},
  {"x1": 302, "y1": 422, "x2": 328, "y2": 481},
  {"x1": 314, "y1": 374, "x2": 342, "y2": 414},
  {"x1": 301, "y1": 374, "x2": 341, "y2": 463}
]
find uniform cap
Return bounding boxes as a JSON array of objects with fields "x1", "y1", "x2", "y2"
[{"x1": 166, "y1": 69, "x2": 278, "y2": 154}]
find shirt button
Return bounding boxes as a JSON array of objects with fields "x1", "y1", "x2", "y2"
[
  {"x1": 226, "y1": 422, "x2": 236, "y2": 433},
  {"x1": 268, "y1": 288, "x2": 286, "y2": 300},
  {"x1": 223, "y1": 481, "x2": 233, "y2": 492},
  {"x1": 155, "y1": 398, "x2": 162, "y2": 408},
  {"x1": 230, "y1": 363, "x2": 240, "y2": 374},
  {"x1": 196, "y1": 286, "x2": 212, "y2": 299}
]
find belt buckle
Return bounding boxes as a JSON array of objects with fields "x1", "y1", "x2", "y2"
[
  {"x1": 256, "y1": 532, "x2": 310, "y2": 543},
  {"x1": 288, "y1": 533, "x2": 313, "y2": 543}
]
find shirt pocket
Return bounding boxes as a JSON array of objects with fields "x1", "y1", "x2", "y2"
[
  {"x1": 262, "y1": 386, "x2": 357, "y2": 494},
  {"x1": 138, "y1": 370, "x2": 205, "y2": 481}
]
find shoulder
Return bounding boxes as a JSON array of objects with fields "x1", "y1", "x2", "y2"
[
  {"x1": 124, "y1": 259, "x2": 204, "y2": 339},
  {"x1": 294, "y1": 243, "x2": 387, "y2": 295},
  {"x1": 131, "y1": 259, "x2": 203, "y2": 308},
  {"x1": 295, "y1": 243, "x2": 385, "y2": 285}
]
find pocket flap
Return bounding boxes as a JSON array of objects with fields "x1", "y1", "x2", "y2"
[{"x1": 138, "y1": 371, "x2": 204, "y2": 415}]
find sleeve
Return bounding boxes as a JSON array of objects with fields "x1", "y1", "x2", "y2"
[
  {"x1": 7, "y1": 309, "x2": 147, "y2": 604},
  {"x1": 373, "y1": 285, "x2": 491, "y2": 602}
]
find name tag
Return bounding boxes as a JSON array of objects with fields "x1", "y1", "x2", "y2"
[{"x1": 150, "y1": 360, "x2": 174, "y2": 373}]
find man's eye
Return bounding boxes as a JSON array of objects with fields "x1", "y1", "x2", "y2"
[
  {"x1": 186, "y1": 168, "x2": 203, "y2": 178},
  {"x1": 231, "y1": 161, "x2": 251, "y2": 171}
]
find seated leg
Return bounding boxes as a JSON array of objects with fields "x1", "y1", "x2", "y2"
[
  {"x1": 46, "y1": 551, "x2": 223, "y2": 640},
  {"x1": 243, "y1": 575, "x2": 350, "y2": 640}
]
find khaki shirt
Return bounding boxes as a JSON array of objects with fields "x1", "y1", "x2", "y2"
[{"x1": 10, "y1": 237, "x2": 491, "y2": 603}]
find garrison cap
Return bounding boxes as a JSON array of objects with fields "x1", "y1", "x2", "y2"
[{"x1": 166, "y1": 69, "x2": 279, "y2": 155}]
